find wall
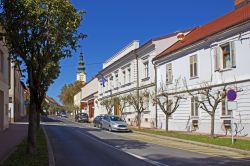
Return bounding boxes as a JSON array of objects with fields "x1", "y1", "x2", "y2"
[{"x1": 156, "y1": 25, "x2": 250, "y2": 136}]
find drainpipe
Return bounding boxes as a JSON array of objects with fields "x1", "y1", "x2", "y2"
[{"x1": 152, "y1": 60, "x2": 157, "y2": 129}]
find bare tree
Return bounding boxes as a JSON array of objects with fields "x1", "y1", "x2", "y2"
[
  {"x1": 127, "y1": 90, "x2": 149, "y2": 128},
  {"x1": 114, "y1": 95, "x2": 129, "y2": 118},
  {"x1": 184, "y1": 80, "x2": 226, "y2": 137},
  {"x1": 100, "y1": 98, "x2": 114, "y2": 114},
  {"x1": 153, "y1": 80, "x2": 186, "y2": 131}
]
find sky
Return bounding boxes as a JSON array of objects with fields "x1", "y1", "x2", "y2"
[{"x1": 47, "y1": 0, "x2": 234, "y2": 103}]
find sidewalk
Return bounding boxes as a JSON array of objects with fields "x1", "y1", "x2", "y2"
[{"x1": 0, "y1": 123, "x2": 28, "y2": 163}]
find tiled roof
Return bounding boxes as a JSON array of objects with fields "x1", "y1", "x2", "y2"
[{"x1": 154, "y1": 3, "x2": 250, "y2": 61}]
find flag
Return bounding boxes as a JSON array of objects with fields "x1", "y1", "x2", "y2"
[{"x1": 101, "y1": 76, "x2": 107, "y2": 87}]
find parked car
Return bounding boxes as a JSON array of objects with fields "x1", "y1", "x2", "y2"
[
  {"x1": 93, "y1": 115, "x2": 104, "y2": 128},
  {"x1": 60, "y1": 112, "x2": 68, "y2": 118},
  {"x1": 102, "y1": 115, "x2": 129, "y2": 132},
  {"x1": 75, "y1": 113, "x2": 89, "y2": 123}
]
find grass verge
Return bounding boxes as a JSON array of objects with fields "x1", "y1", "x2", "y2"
[
  {"x1": 132, "y1": 128, "x2": 250, "y2": 151},
  {"x1": 2, "y1": 128, "x2": 48, "y2": 166}
]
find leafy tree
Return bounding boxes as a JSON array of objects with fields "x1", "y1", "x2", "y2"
[
  {"x1": 59, "y1": 81, "x2": 85, "y2": 112},
  {"x1": 0, "y1": 0, "x2": 84, "y2": 154},
  {"x1": 100, "y1": 98, "x2": 114, "y2": 114}
]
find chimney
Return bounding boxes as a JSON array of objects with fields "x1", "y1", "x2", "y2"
[
  {"x1": 234, "y1": 0, "x2": 250, "y2": 9},
  {"x1": 177, "y1": 33, "x2": 185, "y2": 41}
]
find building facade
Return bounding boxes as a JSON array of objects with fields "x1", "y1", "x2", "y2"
[
  {"x1": 96, "y1": 31, "x2": 190, "y2": 127},
  {"x1": 153, "y1": 2, "x2": 250, "y2": 136},
  {"x1": 8, "y1": 63, "x2": 25, "y2": 122},
  {"x1": 0, "y1": 29, "x2": 9, "y2": 131}
]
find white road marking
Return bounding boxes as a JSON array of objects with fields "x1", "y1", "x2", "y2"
[{"x1": 74, "y1": 129, "x2": 170, "y2": 166}]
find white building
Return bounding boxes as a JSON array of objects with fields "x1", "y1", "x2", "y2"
[
  {"x1": 97, "y1": 30, "x2": 190, "y2": 127},
  {"x1": 9, "y1": 63, "x2": 25, "y2": 122},
  {"x1": 74, "y1": 77, "x2": 98, "y2": 120},
  {"x1": 0, "y1": 28, "x2": 9, "y2": 131},
  {"x1": 153, "y1": 2, "x2": 250, "y2": 136}
]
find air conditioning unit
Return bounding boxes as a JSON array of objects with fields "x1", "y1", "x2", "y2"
[
  {"x1": 223, "y1": 120, "x2": 231, "y2": 128},
  {"x1": 192, "y1": 120, "x2": 198, "y2": 128}
]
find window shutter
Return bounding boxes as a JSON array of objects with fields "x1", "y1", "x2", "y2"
[
  {"x1": 230, "y1": 41, "x2": 236, "y2": 68},
  {"x1": 190, "y1": 56, "x2": 193, "y2": 77},
  {"x1": 214, "y1": 47, "x2": 220, "y2": 72},
  {"x1": 169, "y1": 63, "x2": 173, "y2": 83}
]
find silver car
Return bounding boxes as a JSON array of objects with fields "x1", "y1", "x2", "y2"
[{"x1": 102, "y1": 115, "x2": 129, "y2": 132}]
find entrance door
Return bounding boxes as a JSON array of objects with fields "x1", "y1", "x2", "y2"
[
  {"x1": 114, "y1": 102, "x2": 121, "y2": 116},
  {"x1": 0, "y1": 90, "x2": 4, "y2": 130}
]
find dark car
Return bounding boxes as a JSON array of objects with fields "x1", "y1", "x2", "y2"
[
  {"x1": 75, "y1": 113, "x2": 89, "y2": 123},
  {"x1": 93, "y1": 115, "x2": 104, "y2": 128}
]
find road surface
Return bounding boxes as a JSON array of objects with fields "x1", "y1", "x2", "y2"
[{"x1": 43, "y1": 116, "x2": 250, "y2": 166}]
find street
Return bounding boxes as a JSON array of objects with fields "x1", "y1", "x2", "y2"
[{"x1": 43, "y1": 117, "x2": 250, "y2": 166}]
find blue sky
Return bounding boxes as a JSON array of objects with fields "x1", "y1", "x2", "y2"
[{"x1": 47, "y1": 0, "x2": 234, "y2": 103}]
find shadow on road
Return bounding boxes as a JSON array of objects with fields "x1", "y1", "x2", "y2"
[
  {"x1": 145, "y1": 153, "x2": 250, "y2": 165},
  {"x1": 41, "y1": 116, "x2": 63, "y2": 123}
]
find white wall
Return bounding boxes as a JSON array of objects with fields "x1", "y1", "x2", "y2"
[
  {"x1": 0, "y1": 39, "x2": 9, "y2": 130},
  {"x1": 156, "y1": 27, "x2": 250, "y2": 136}
]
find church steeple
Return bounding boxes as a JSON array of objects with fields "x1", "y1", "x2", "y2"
[{"x1": 76, "y1": 50, "x2": 86, "y2": 82}]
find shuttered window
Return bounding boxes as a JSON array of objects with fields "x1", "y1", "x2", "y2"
[
  {"x1": 214, "y1": 41, "x2": 236, "y2": 71},
  {"x1": 189, "y1": 55, "x2": 198, "y2": 78},
  {"x1": 222, "y1": 99, "x2": 231, "y2": 116},
  {"x1": 166, "y1": 63, "x2": 172, "y2": 84},
  {"x1": 191, "y1": 96, "x2": 199, "y2": 117}
]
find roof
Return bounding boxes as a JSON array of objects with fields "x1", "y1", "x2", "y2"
[
  {"x1": 154, "y1": 3, "x2": 250, "y2": 61},
  {"x1": 97, "y1": 28, "x2": 193, "y2": 77},
  {"x1": 46, "y1": 96, "x2": 63, "y2": 108}
]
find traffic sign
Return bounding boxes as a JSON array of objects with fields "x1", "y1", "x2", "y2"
[{"x1": 227, "y1": 89, "x2": 237, "y2": 101}]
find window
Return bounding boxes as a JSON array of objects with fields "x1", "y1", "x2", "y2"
[
  {"x1": 191, "y1": 96, "x2": 199, "y2": 117},
  {"x1": 143, "y1": 61, "x2": 149, "y2": 78},
  {"x1": 115, "y1": 73, "x2": 118, "y2": 88},
  {"x1": 222, "y1": 99, "x2": 231, "y2": 116},
  {"x1": 166, "y1": 63, "x2": 172, "y2": 84},
  {"x1": 123, "y1": 70, "x2": 126, "y2": 85},
  {"x1": 190, "y1": 55, "x2": 198, "y2": 78},
  {"x1": 221, "y1": 44, "x2": 231, "y2": 69},
  {"x1": 127, "y1": 68, "x2": 131, "y2": 83},
  {"x1": 214, "y1": 42, "x2": 236, "y2": 71},
  {"x1": 0, "y1": 52, "x2": 4, "y2": 73},
  {"x1": 9, "y1": 97, "x2": 12, "y2": 103}
]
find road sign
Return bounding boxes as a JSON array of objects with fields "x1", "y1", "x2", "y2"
[
  {"x1": 227, "y1": 101, "x2": 238, "y2": 110},
  {"x1": 227, "y1": 89, "x2": 237, "y2": 101}
]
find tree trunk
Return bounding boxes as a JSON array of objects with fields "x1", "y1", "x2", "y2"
[
  {"x1": 210, "y1": 114, "x2": 215, "y2": 137},
  {"x1": 165, "y1": 115, "x2": 169, "y2": 131},
  {"x1": 27, "y1": 92, "x2": 37, "y2": 154},
  {"x1": 36, "y1": 109, "x2": 40, "y2": 130},
  {"x1": 137, "y1": 112, "x2": 141, "y2": 129}
]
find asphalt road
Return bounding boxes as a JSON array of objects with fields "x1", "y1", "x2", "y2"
[{"x1": 43, "y1": 116, "x2": 250, "y2": 166}]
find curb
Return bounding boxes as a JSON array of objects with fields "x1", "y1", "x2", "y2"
[
  {"x1": 42, "y1": 125, "x2": 55, "y2": 166},
  {"x1": 133, "y1": 130, "x2": 250, "y2": 155}
]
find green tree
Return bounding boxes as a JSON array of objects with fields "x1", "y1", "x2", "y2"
[
  {"x1": 0, "y1": 0, "x2": 84, "y2": 154},
  {"x1": 59, "y1": 81, "x2": 85, "y2": 112}
]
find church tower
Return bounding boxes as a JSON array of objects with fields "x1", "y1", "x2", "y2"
[{"x1": 76, "y1": 50, "x2": 86, "y2": 82}]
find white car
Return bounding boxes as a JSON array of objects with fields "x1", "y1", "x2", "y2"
[{"x1": 102, "y1": 115, "x2": 129, "y2": 132}]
